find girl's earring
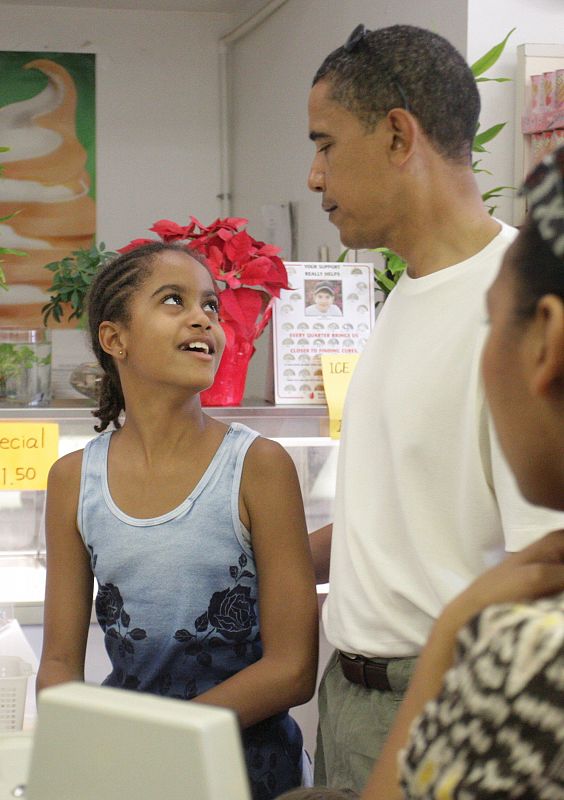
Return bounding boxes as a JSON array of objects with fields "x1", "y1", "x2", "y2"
[{"x1": 119, "y1": 350, "x2": 124, "y2": 357}]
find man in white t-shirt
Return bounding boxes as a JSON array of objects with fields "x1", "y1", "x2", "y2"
[{"x1": 306, "y1": 24, "x2": 564, "y2": 793}]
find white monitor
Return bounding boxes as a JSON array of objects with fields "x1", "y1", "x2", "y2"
[{"x1": 25, "y1": 682, "x2": 251, "y2": 800}]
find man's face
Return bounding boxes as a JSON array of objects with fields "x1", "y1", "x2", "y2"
[{"x1": 307, "y1": 79, "x2": 393, "y2": 249}]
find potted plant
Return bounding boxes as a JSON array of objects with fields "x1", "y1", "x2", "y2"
[
  {"x1": 1, "y1": 240, "x2": 116, "y2": 403},
  {"x1": 40, "y1": 218, "x2": 289, "y2": 406},
  {"x1": 0, "y1": 329, "x2": 52, "y2": 406},
  {"x1": 119, "y1": 216, "x2": 290, "y2": 406},
  {"x1": 38, "y1": 242, "x2": 116, "y2": 400},
  {"x1": 41, "y1": 242, "x2": 116, "y2": 326}
]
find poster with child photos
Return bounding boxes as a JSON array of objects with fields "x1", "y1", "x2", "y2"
[{"x1": 272, "y1": 262, "x2": 374, "y2": 404}]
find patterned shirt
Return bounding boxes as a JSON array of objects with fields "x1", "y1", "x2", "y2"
[{"x1": 400, "y1": 594, "x2": 564, "y2": 799}]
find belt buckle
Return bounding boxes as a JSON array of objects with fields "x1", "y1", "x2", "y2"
[
  {"x1": 340, "y1": 651, "x2": 370, "y2": 689},
  {"x1": 365, "y1": 658, "x2": 391, "y2": 691},
  {"x1": 359, "y1": 655, "x2": 375, "y2": 690},
  {"x1": 339, "y1": 651, "x2": 392, "y2": 691}
]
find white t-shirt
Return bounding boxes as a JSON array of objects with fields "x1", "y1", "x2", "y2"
[{"x1": 323, "y1": 222, "x2": 564, "y2": 658}]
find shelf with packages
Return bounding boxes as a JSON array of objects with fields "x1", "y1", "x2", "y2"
[
  {"x1": 0, "y1": 401, "x2": 336, "y2": 624},
  {"x1": 513, "y1": 43, "x2": 564, "y2": 223}
]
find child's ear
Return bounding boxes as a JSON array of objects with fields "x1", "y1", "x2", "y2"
[
  {"x1": 99, "y1": 321, "x2": 127, "y2": 360},
  {"x1": 528, "y1": 295, "x2": 564, "y2": 398}
]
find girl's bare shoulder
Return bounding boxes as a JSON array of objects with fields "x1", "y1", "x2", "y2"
[
  {"x1": 48, "y1": 448, "x2": 84, "y2": 488},
  {"x1": 244, "y1": 435, "x2": 296, "y2": 478}
]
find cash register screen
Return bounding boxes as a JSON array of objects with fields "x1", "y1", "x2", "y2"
[{"x1": 26, "y1": 682, "x2": 251, "y2": 800}]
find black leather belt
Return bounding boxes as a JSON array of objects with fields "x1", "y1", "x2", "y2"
[{"x1": 338, "y1": 651, "x2": 393, "y2": 691}]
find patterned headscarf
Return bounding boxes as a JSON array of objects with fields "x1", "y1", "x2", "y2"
[{"x1": 520, "y1": 145, "x2": 564, "y2": 259}]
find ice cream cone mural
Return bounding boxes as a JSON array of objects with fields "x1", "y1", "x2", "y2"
[{"x1": 0, "y1": 53, "x2": 95, "y2": 327}]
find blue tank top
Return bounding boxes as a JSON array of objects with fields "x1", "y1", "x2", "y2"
[{"x1": 78, "y1": 422, "x2": 303, "y2": 798}]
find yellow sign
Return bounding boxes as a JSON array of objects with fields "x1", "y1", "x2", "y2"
[
  {"x1": 0, "y1": 423, "x2": 59, "y2": 490},
  {"x1": 321, "y1": 354, "x2": 360, "y2": 439}
]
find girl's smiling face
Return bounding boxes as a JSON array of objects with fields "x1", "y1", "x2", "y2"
[{"x1": 117, "y1": 249, "x2": 225, "y2": 393}]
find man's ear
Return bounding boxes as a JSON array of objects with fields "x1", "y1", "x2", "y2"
[
  {"x1": 384, "y1": 108, "x2": 418, "y2": 164},
  {"x1": 98, "y1": 321, "x2": 126, "y2": 360},
  {"x1": 528, "y1": 295, "x2": 564, "y2": 397}
]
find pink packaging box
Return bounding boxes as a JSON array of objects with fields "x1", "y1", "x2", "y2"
[
  {"x1": 531, "y1": 73, "x2": 543, "y2": 111},
  {"x1": 543, "y1": 71, "x2": 556, "y2": 111},
  {"x1": 556, "y1": 69, "x2": 564, "y2": 112}
]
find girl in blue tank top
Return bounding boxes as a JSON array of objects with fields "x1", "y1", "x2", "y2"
[{"x1": 38, "y1": 243, "x2": 319, "y2": 800}]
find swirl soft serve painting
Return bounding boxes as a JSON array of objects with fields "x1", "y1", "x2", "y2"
[{"x1": 0, "y1": 52, "x2": 95, "y2": 327}]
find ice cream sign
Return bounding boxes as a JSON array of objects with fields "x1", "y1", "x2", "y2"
[{"x1": 0, "y1": 52, "x2": 96, "y2": 328}]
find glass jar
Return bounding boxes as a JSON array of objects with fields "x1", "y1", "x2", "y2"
[{"x1": 0, "y1": 328, "x2": 52, "y2": 407}]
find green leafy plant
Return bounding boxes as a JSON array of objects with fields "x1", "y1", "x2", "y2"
[
  {"x1": 471, "y1": 28, "x2": 516, "y2": 214},
  {"x1": 338, "y1": 245, "x2": 406, "y2": 296},
  {"x1": 0, "y1": 343, "x2": 51, "y2": 389},
  {"x1": 42, "y1": 243, "x2": 116, "y2": 325},
  {"x1": 339, "y1": 29, "x2": 516, "y2": 297},
  {"x1": 0, "y1": 341, "x2": 52, "y2": 403}
]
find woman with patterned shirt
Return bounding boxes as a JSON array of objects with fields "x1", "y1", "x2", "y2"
[{"x1": 363, "y1": 148, "x2": 564, "y2": 799}]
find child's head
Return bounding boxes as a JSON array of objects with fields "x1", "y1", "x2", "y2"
[
  {"x1": 87, "y1": 242, "x2": 220, "y2": 432},
  {"x1": 276, "y1": 789, "x2": 359, "y2": 800},
  {"x1": 482, "y1": 146, "x2": 564, "y2": 510},
  {"x1": 313, "y1": 282, "x2": 336, "y2": 312}
]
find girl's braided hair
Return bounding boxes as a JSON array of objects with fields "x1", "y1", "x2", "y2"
[
  {"x1": 87, "y1": 241, "x2": 205, "y2": 432},
  {"x1": 514, "y1": 146, "x2": 564, "y2": 319}
]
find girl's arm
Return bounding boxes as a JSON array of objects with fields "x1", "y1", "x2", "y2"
[
  {"x1": 36, "y1": 450, "x2": 94, "y2": 693},
  {"x1": 194, "y1": 437, "x2": 319, "y2": 728},
  {"x1": 362, "y1": 529, "x2": 564, "y2": 800}
]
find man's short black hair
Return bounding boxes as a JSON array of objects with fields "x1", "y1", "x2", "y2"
[{"x1": 313, "y1": 24, "x2": 480, "y2": 164}]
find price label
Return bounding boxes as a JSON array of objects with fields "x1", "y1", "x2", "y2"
[
  {"x1": 321, "y1": 354, "x2": 360, "y2": 439},
  {"x1": 0, "y1": 423, "x2": 59, "y2": 490}
]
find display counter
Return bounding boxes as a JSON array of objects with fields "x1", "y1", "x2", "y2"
[{"x1": 0, "y1": 401, "x2": 337, "y2": 624}]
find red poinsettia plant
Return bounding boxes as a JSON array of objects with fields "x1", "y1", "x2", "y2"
[
  {"x1": 119, "y1": 216, "x2": 290, "y2": 405},
  {"x1": 120, "y1": 216, "x2": 290, "y2": 347}
]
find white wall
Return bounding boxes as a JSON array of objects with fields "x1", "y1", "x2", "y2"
[
  {"x1": 467, "y1": 0, "x2": 564, "y2": 224},
  {"x1": 0, "y1": 3, "x2": 233, "y2": 247}
]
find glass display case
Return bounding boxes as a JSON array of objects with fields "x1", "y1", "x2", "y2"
[{"x1": 0, "y1": 401, "x2": 337, "y2": 624}]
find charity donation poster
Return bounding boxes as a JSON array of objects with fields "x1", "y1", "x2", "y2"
[{"x1": 272, "y1": 262, "x2": 374, "y2": 404}]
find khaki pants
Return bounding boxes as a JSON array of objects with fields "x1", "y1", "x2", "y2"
[{"x1": 314, "y1": 650, "x2": 417, "y2": 793}]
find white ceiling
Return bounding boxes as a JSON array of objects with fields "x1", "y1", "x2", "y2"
[{"x1": 1, "y1": 0, "x2": 262, "y2": 11}]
